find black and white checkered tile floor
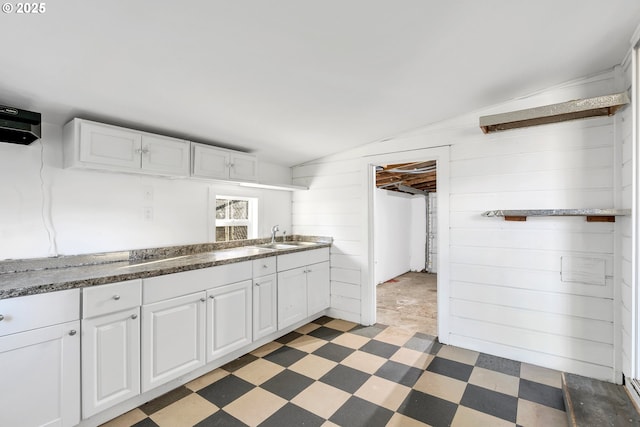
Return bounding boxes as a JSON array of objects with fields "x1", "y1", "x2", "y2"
[{"x1": 103, "y1": 317, "x2": 568, "y2": 427}]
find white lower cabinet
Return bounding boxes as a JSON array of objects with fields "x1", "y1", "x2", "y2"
[
  {"x1": 141, "y1": 291, "x2": 206, "y2": 392},
  {"x1": 277, "y1": 267, "x2": 308, "y2": 330},
  {"x1": 0, "y1": 289, "x2": 80, "y2": 427},
  {"x1": 207, "y1": 280, "x2": 252, "y2": 362},
  {"x1": 306, "y1": 261, "x2": 331, "y2": 315},
  {"x1": 82, "y1": 307, "x2": 140, "y2": 418},
  {"x1": 81, "y1": 279, "x2": 142, "y2": 418},
  {"x1": 277, "y1": 248, "x2": 331, "y2": 330},
  {"x1": 253, "y1": 273, "x2": 277, "y2": 340}
]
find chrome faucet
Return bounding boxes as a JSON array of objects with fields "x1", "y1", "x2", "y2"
[{"x1": 271, "y1": 225, "x2": 279, "y2": 243}]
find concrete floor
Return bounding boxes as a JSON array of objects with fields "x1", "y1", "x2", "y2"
[{"x1": 376, "y1": 271, "x2": 437, "y2": 336}]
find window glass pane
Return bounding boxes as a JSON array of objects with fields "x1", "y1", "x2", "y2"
[
  {"x1": 216, "y1": 199, "x2": 227, "y2": 220},
  {"x1": 214, "y1": 195, "x2": 255, "y2": 242},
  {"x1": 216, "y1": 226, "x2": 227, "y2": 241},
  {"x1": 216, "y1": 226, "x2": 247, "y2": 241},
  {"x1": 231, "y1": 200, "x2": 248, "y2": 219},
  {"x1": 230, "y1": 226, "x2": 248, "y2": 240}
]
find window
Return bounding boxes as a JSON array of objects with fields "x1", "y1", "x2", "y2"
[{"x1": 215, "y1": 196, "x2": 257, "y2": 242}]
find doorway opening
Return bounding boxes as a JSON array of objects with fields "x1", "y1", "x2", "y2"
[{"x1": 373, "y1": 161, "x2": 438, "y2": 336}]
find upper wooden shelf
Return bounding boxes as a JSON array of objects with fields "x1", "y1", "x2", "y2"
[
  {"x1": 479, "y1": 92, "x2": 630, "y2": 134},
  {"x1": 481, "y1": 209, "x2": 631, "y2": 222}
]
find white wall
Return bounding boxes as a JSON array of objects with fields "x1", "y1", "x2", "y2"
[
  {"x1": 292, "y1": 69, "x2": 624, "y2": 381},
  {"x1": 0, "y1": 123, "x2": 293, "y2": 260},
  {"x1": 619, "y1": 55, "x2": 634, "y2": 380},
  {"x1": 409, "y1": 196, "x2": 427, "y2": 272},
  {"x1": 373, "y1": 188, "x2": 426, "y2": 284}
]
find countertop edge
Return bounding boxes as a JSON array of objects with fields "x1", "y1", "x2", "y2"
[{"x1": 0, "y1": 243, "x2": 332, "y2": 300}]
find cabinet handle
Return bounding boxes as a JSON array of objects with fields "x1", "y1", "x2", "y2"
[
  {"x1": 131, "y1": 314, "x2": 138, "y2": 320},
  {"x1": 263, "y1": 265, "x2": 268, "y2": 269},
  {"x1": 200, "y1": 297, "x2": 206, "y2": 302},
  {"x1": 113, "y1": 295, "x2": 121, "y2": 300},
  {"x1": 255, "y1": 282, "x2": 261, "y2": 287},
  {"x1": 0, "y1": 314, "x2": 4, "y2": 321},
  {"x1": 69, "y1": 330, "x2": 77, "y2": 336},
  {"x1": 209, "y1": 295, "x2": 215, "y2": 299}
]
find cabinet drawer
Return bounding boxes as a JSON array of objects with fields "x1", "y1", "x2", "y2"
[
  {"x1": 0, "y1": 289, "x2": 80, "y2": 337},
  {"x1": 143, "y1": 261, "x2": 252, "y2": 304},
  {"x1": 277, "y1": 247, "x2": 330, "y2": 272},
  {"x1": 253, "y1": 257, "x2": 276, "y2": 277},
  {"x1": 83, "y1": 280, "x2": 142, "y2": 319}
]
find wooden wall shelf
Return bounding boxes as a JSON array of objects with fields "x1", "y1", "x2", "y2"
[
  {"x1": 479, "y1": 92, "x2": 630, "y2": 133},
  {"x1": 481, "y1": 209, "x2": 630, "y2": 222}
]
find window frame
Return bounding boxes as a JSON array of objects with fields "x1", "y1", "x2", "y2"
[{"x1": 211, "y1": 193, "x2": 258, "y2": 242}]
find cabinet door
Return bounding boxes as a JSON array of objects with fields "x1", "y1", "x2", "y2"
[
  {"x1": 0, "y1": 320, "x2": 80, "y2": 427},
  {"x1": 306, "y1": 261, "x2": 331, "y2": 315},
  {"x1": 141, "y1": 134, "x2": 190, "y2": 176},
  {"x1": 206, "y1": 280, "x2": 252, "y2": 362},
  {"x1": 79, "y1": 120, "x2": 142, "y2": 169},
  {"x1": 192, "y1": 143, "x2": 230, "y2": 179},
  {"x1": 277, "y1": 267, "x2": 308, "y2": 330},
  {"x1": 253, "y1": 274, "x2": 277, "y2": 340},
  {"x1": 141, "y1": 292, "x2": 206, "y2": 392},
  {"x1": 229, "y1": 152, "x2": 258, "y2": 182},
  {"x1": 82, "y1": 307, "x2": 140, "y2": 418}
]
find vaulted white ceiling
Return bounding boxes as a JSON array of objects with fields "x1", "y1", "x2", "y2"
[{"x1": 1, "y1": 1, "x2": 639, "y2": 166}]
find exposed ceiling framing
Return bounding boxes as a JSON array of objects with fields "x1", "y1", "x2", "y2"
[{"x1": 375, "y1": 161, "x2": 437, "y2": 195}]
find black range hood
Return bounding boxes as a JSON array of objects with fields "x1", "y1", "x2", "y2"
[{"x1": 0, "y1": 105, "x2": 41, "y2": 145}]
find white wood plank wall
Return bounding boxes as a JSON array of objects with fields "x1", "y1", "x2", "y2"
[
  {"x1": 292, "y1": 160, "x2": 364, "y2": 323},
  {"x1": 292, "y1": 70, "x2": 624, "y2": 380},
  {"x1": 618, "y1": 56, "x2": 634, "y2": 379},
  {"x1": 449, "y1": 116, "x2": 616, "y2": 380}
]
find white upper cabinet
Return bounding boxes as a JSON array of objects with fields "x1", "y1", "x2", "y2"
[
  {"x1": 78, "y1": 121, "x2": 142, "y2": 169},
  {"x1": 192, "y1": 142, "x2": 230, "y2": 179},
  {"x1": 229, "y1": 152, "x2": 258, "y2": 181},
  {"x1": 191, "y1": 142, "x2": 257, "y2": 182},
  {"x1": 64, "y1": 118, "x2": 259, "y2": 182},
  {"x1": 141, "y1": 134, "x2": 190, "y2": 175},
  {"x1": 64, "y1": 118, "x2": 190, "y2": 177}
]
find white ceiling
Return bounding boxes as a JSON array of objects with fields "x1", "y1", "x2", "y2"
[{"x1": 1, "y1": 1, "x2": 639, "y2": 166}]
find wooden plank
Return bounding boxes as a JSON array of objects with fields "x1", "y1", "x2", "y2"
[
  {"x1": 450, "y1": 228, "x2": 613, "y2": 253},
  {"x1": 586, "y1": 216, "x2": 615, "y2": 222},
  {"x1": 450, "y1": 263, "x2": 612, "y2": 298},
  {"x1": 451, "y1": 317, "x2": 613, "y2": 367},
  {"x1": 451, "y1": 146, "x2": 612, "y2": 178},
  {"x1": 505, "y1": 216, "x2": 527, "y2": 221},
  {"x1": 451, "y1": 299, "x2": 613, "y2": 344},
  {"x1": 450, "y1": 246, "x2": 614, "y2": 276},
  {"x1": 451, "y1": 281, "x2": 613, "y2": 321}
]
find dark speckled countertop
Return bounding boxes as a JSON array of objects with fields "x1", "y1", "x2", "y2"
[{"x1": 0, "y1": 236, "x2": 332, "y2": 300}]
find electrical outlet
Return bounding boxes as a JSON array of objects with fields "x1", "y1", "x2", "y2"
[
  {"x1": 143, "y1": 207, "x2": 153, "y2": 221},
  {"x1": 143, "y1": 186, "x2": 154, "y2": 201}
]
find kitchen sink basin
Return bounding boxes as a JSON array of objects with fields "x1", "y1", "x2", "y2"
[
  {"x1": 256, "y1": 243, "x2": 299, "y2": 250},
  {"x1": 254, "y1": 241, "x2": 321, "y2": 250}
]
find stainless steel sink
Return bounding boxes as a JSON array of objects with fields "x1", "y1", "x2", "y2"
[
  {"x1": 255, "y1": 243, "x2": 299, "y2": 250},
  {"x1": 254, "y1": 241, "x2": 320, "y2": 250},
  {"x1": 217, "y1": 246, "x2": 276, "y2": 256}
]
